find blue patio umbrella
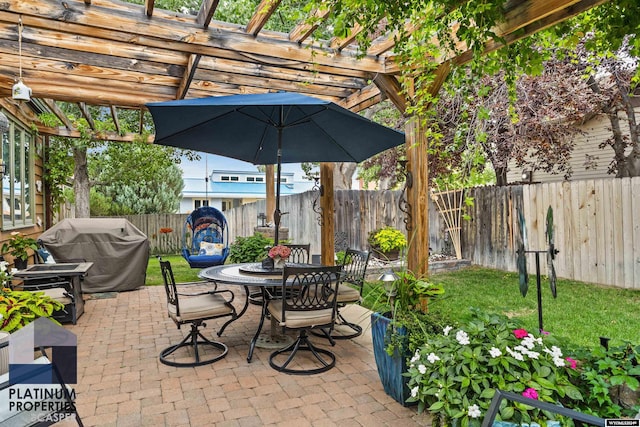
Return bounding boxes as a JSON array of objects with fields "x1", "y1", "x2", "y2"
[{"x1": 147, "y1": 92, "x2": 405, "y2": 244}]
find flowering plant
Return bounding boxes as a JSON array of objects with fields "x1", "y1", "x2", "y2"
[
  {"x1": 268, "y1": 245, "x2": 291, "y2": 260},
  {"x1": 406, "y1": 308, "x2": 583, "y2": 427}
]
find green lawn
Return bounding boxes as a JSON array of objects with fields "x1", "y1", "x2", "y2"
[
  {"x1": 146, "y1": 254, "x2": 202, "y2": 285},
  {"x1": 425, "y1": 266, "x2": 640, "y2": 349},
  {"x1": 145, "y1": 257, "x2": 639, "y2": 350}
]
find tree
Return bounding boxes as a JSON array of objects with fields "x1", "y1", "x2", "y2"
[
  {"x1": 309, "y1": 0, "x2": 640, "y2": 184},
  {"x1": 579, "y1": 39, "x2": 639, "y2": 177},
  {"x1": 42, "y1": 104, "x2": 197, "y2": 217},
  {"x1": 89, "y1": 142, "x2": 185, "y2": 214}
]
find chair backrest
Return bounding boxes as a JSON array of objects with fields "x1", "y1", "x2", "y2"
[
  {"x1": 285, "y1": 244, "x2": 311, "y2": 264},
  {"x1": 340, "y1": 248, "x2": 370, "y2": 295},
  {"x1": 159, "y1": 259, "x2": 180, "y2": 318},
  {"x1": 280, "y1": 265, "x2": 342, "y2": 319}
]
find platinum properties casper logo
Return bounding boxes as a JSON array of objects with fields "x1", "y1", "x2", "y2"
[{"x1": 4, "y1": 318, "x2": 78, "y2": 423}]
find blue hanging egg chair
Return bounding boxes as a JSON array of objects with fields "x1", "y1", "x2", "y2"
[{"x1": 182, "y1": 206, "x2": 230, "y2": 268}]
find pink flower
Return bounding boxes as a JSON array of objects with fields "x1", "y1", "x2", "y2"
[
  {"x1": 522, "y1": 388, "x2": 538, "y2": 400},
  {"x1": 566, "y1": 357, "x2": 577, "y2": 369},
  {"x1": 268, "y1": 245, "x2": 291, "y2": 259},
  {"x1": 513, "y1": 329, "x2": 528, "y2": 339}
]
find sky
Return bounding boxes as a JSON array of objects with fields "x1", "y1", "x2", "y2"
[{"x1": 179, "y1": 151, "x2": 311, "y2": 181}]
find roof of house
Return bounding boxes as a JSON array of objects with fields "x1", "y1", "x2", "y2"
[{"x1": 181, "y1": 177, "x2": 313, "y2": 198}]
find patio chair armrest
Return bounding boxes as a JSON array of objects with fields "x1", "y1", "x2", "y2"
[{"x1": 208, "y1": 289, "x2": 235, "y2": 303}]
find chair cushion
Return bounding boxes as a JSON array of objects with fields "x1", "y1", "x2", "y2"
[
  {"x1": 40, "y1": 288, "x2": 73, "y2": 305},
  {"x1": 336, "y1": 283, "x2": 360, "y2": 303},
  {"x1": 267, "y1": 300, "x2": 334, "y2": 329},
  {"x1": 168, "y1": 293, "x2": 234, "y2": 322}
]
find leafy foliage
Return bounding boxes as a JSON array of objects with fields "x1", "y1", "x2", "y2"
[
  {"x1": 570, "y1": 342, "x2": 640, "y2": 419},
  {"x1": 0, "y1": 287, "x2": 64, "y2": 333},
  {"x1": 407, "y1": 309, "x2": 583, "y2": 427},
  {"x1": 1, "y1": 232, "x2": 38, "y2": 261},
  {"x1": 228, "y1": 233, "x2": 273, "y2": 263},
  {"x1": 89, "y1": 142, "x2": 185, "y2": 214},
  {"x1": 367, "y1": 226, "x2": 407, "y2": 253}
]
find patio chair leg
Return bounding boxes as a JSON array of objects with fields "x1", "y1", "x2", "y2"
[{"x1": 160, "y1": 322, "x2": 228, "y2": 367}]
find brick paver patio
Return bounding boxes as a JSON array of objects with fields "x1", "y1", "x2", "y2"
[{"x1": 57, "y1": 284, "x2": 432, "y2": 426}]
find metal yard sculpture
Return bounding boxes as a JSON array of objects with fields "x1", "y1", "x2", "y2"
[{"x1": 516, "y1": 206, "x2": 559, "y2": 332}]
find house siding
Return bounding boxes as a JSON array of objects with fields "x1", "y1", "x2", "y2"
[{"x1": 507, "y1": 108, "x2": 638, "y2": 184}]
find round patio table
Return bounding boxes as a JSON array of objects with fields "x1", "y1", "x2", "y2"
[{"x1": 199, "y1": 263, "x2": 302, "y2": 362}]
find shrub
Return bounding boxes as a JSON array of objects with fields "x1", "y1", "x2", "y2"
[
  {"x1": 228, "y1": 233, "x2": 273, "y2": 263},
  {"x1": 368, "y1": 227, "x2": 407, "y2": 253}
]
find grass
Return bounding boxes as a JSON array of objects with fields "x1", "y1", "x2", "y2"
[
  {"x1": 145, "y1": 257, "x2": 639, "y2": 350},
  {"x1": 424, "y1": 266, "x2": 640, "y2": 349},
  {"x1": 146, "y1": 254, "x2": 202, "y2": 285}
]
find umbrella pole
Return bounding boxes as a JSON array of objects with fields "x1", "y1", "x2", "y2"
[{"x1": 274, "y1": 124, "x2": 282, "y2": 245}]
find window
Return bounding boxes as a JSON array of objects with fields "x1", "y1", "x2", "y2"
[
  {"x1": 246, "y1": 177, "x2": 255, "y2": 182},
  {"x1": 220, "y1": 175, "x2": 239, "y2": 182},
  {"x1": 255, "y1": 177, "x2": 264, "y2": 182},
  {"x1": 221, "y1": 176, "x2": 230, "y2": 181},
  {"x1": 230, "y1": 176, "x2": 239, "y2": 181},
  {"x1": 280, "y1": 177, "x2": 288, "y2": 183},
  {"x1": 194, "y1": 199, "x2": 209, "y2": 209},
  {"x1": 2, "y1": 116, "x2": 34, "y2": 229}
]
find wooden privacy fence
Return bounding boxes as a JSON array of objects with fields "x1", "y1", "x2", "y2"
[
  {"x1": 462, "y1": 177, "x2": 640, "y2": 289},
  {"x1": 117, "y1": 213, "x2": 188, "y2": 255},
  {"x1": 117, "y1": 177, "x2": 640, "y2": 289},
  {"x1": 224, "y1": 189, "x2": 446, "y2": 257}
]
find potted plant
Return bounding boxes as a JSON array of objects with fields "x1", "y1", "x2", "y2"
[
  {"x1": 1, "y1": 231, "x2": 39, "y2": 269},
  {"x1": 0, "y1": 260, "x2": 64, "y2": 374},
  {"x1": 368, "y1": 227, "x2": 407, "y2": 261},
  {"x1": 370, "y1": 270, "x2": 446, "y2": 406}
]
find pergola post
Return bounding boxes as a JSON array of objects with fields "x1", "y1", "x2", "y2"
[
  {"x1": 319, "y1": 162, "x2": 335, "y2": 265},
  {"x1": 406, "y1": 117, "x2": 430, "y2": 276}
]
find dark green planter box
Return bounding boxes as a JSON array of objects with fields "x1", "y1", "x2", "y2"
[{"x1": 370, "y1": 312, "x2": 415, "y2": 406}]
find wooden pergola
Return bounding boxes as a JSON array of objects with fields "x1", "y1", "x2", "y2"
[{"x1": 0, "y1": 0, "x2": 606, "y2": 275}]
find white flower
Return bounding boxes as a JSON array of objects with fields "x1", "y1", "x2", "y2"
[
  {"x1": 544, "y1": 346, "x2": 563, "y2": 358},
  {"x1": 553, "y1": 357, "x2": 566, "y2": 367},
  {"x1": 456, "y1": 330, "x2": 470, "y2": 345},
  {"x1": 443, "y1": 326, "x2": 453, "y2": 336},
  {"x1": 506, "y1": 346, "x2": 524, "y2": 361},
  {"x1": 0, "y1": 261, "x2": 8, "y2": 272},
  {"x1": 410, "y1": 350, "x2": 420, "y2": 364},
  {"x1": 489, "y1": 347, "x2": 502, "y2": 358},
  {"x1": 427, "y1": 352, "x2": 440, "y2": 364},
  {"x1": 418, "y1": 364, "x2": 427, "y2": 374},
  {"x1": 521, "y1": 336, "x2": 536, "y2": 349},
  {"x1": 468, "y1": 404, "x2": 481, "y2": 418},
  {"x1": 411, "y1": 386, "x2": 419, "y2": 398}
]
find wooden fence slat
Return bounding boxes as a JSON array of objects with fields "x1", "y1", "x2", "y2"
[
  {"x1": 633, "y1": 179, "x2": 640, "y2": 289},
  {"x1": 621, "y1": 178, "x2": 634, "y2": 288},
  {"x1": 594, "y1": 179, "x2": 606, "y2": 285}
]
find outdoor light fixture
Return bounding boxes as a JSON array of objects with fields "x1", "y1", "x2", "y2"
[
  {"x1": 398, "y1": 159, "x2": 413, "y2": 231},
  {"x1": 0, "y1": 111, "x2": 9, "y2": 133},
  {"x1": 311, "y1": 172, "x2": 323, "y2": 226},
  {"x1": 377, "y1": 270, "x2": 399, "y2": 306},
  {"x1": 12, "y1": 17, "x2": 32, "y2": 102},
  {"x1": 257, "y1": 212, "x2": 267, "y2": 227},
  {"x1": 522, "y1": 170, "x2": 533, "y2": 183}
]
